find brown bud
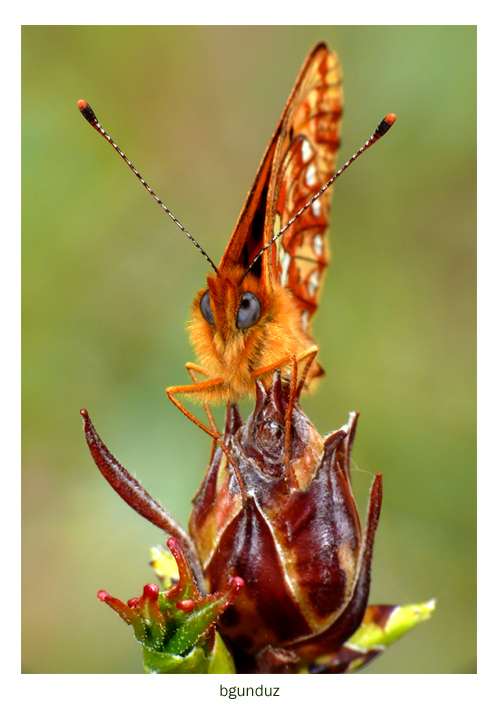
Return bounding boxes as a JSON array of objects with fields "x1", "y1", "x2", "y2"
[{"x1": 189, "y1": 373, "x2": 382, "y2": 669}]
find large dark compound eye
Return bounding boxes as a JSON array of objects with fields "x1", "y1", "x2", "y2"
[
  {"x1": 237, "y1": 292, "x2": 261, "y2": 329},
  {"x1": 200, "y1": 291, "x2": 215, "y2": 325}
]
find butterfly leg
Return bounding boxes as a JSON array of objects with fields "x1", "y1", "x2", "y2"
[
  {"x1": 184, "y1": 362, "x2": 219, "y2": 438},
  {"x1": 251, "y1": 345, "x2": 318, "y2": 395},
  {"x1": 295, "y1": 345, "x2": 319, "y2": 395},
  {"x1": 166, "y1": 379, "x2": 246, "y2": 497}
]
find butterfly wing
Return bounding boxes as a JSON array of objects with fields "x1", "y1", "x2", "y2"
[
  {"x1": 264, "y1": 44, "x2": 342, "y2": 333},
  {"x1": 219, "y1": 42, "x2": 342, "y2": 338}
]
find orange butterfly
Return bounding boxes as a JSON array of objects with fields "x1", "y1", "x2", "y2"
[
  {"x1": 178, "y1": 43, "x2": 342, "y2": 412},
  {"x1": 78, "y1": 42, "x2": 395, "y2": 458}
]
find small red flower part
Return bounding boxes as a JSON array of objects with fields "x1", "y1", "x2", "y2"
[
  {"x1": 189, "y1": 373, "x2": 382, "y2": 671},
  {"x1": 97, "y1": 537, "x2": 244, "y2": 672},
  {"x1": 98, "y1": 582, "x2": 166, "y2": 650},
  {"x1": 176, "y1": 600, "x2": 196, "y2": 612}
]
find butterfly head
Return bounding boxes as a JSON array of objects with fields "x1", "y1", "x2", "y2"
[
  {"x1": 187, "y1": 264, "x2": 305, "y2": 401},
  {"x1": 189, "y1": 265, "x2": 265, "y2": 351}
]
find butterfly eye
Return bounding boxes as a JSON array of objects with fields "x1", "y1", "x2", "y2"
[
  {"x1": 200, "y1": 291, "x2": 215, "y2": 325},
  {"x1": 237, "y1": 292, "x2": 261, "y2": 329}
]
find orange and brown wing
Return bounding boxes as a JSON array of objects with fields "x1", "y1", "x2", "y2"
[
  {"x1": 218, "y1": 42, "x2": 342, "y2": 292},
  {"x1": 264, "y1": 44, "x2": 342, "y2": 333}
]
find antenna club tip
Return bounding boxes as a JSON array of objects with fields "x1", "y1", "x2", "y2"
[
  {"x1": 78, "y1": 99, "x2": 98, "y2": 126},
  {"x1": 374, "y1": 113, "x2": 397, "y2": 139}
]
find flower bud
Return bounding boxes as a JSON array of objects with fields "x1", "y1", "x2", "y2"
[{"x1": 189, "y1": 373, "x2": 383, "y2": 668}]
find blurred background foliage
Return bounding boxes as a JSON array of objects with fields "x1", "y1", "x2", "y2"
[{"x1": 22, "y1": 26, "x2": 476, "y2": 673}]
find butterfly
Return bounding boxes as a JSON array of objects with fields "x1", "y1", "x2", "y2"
[
  {"x1": 169, "y1": 43, "x2": 342, "y2": 420},
  {"x1": 78, "y1": 42, "x2": 394, "y2": 459}
]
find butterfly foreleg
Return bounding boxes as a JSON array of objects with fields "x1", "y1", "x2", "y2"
[
  {"x1": 295, "y1": 346, "x2": 319, "y2": 395},
  {"x1": 184, "y1": 362, "x2": 219, "y2": 438},
  {"x1": 251, "y1": 345, "x2": 318, "y2": 394},
  {"x1": 184, "y1": 361, "x2": 211, "y2": 378},
  {"x1": 166, "y1": 379, "x2": 247, "y2": 498}
]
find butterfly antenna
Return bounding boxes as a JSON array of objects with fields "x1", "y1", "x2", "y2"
[
  {"x1": 78, "y1": 100, "x2": 220, "y2": 276},
  {"x1": 244, "y1": 114, "x2": 397, "y2": 277}
]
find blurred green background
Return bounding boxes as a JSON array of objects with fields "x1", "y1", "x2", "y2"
[{"x1": 22, "y1": 26, "x2": 476, "y2": 674}]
